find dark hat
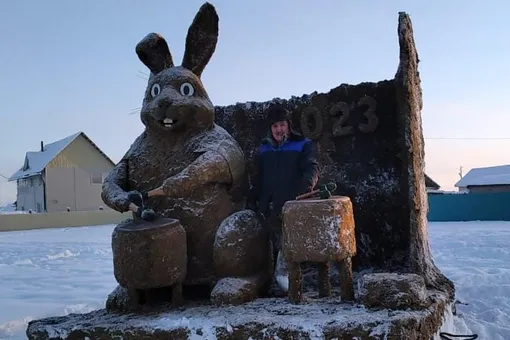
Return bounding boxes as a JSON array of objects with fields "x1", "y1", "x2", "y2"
[{"x1": 266, "y1": 104, "x2": 290, "y2": 126}]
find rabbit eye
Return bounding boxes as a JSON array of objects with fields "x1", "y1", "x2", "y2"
[
  {"x1": 150, "y1": 84, "x2": 161, "y2": 98},
  {"x1": 180, "y1": 82, "x2": 195, "y2": 97}
]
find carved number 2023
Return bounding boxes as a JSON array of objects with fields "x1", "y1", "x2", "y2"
[
  {"x1": 330, "y1": 96, "x2": 378, "y2": 137},
  {"x1": 299, "y1": 96, "x2": 378, "y2": 140}
]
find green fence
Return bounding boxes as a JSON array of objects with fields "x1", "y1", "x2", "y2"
[{"x1": 427, "y1": 192, "x2": 510, "y2": 222}]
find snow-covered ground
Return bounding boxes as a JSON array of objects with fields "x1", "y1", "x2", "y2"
[
  {"x1": 0, "y1": 221, "x2": 508, "y2": 339},
  {"x1": 429, "y1": 221, "x2": 510, "y2": 339},
  {"x1": 0, "y1": 203, "x2": 24, "y2": 214},
  {"x1": 0, "y1": 225, "x2": 117, "y2": 339}
]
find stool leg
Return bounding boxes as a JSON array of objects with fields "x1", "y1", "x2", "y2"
[
  {"x1": 318, "y1": 262, "x2": 331, "y2": 298},
  {"x1": 172, "y1": 283, "x2": 184, "y2": 307},
  {"x1": 288, "y1": 261, "x2": 302, "y2": 304},
  {"x1": 338, "y1": 257, "x2": 354, "y2": 302}
]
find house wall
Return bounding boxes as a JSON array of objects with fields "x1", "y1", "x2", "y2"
[
  {"x1": 16, "y1": 175, "x2": 45, "y2": 212},
  {"x1": 0, "y1": 210, "x2": 125, "y2": 232},
  {"x1": 467, "y1": 185, "x2": 510, "y2": 194},
  {"x1": 45, "y1": 135, "x2": 114, "y2": 212}
]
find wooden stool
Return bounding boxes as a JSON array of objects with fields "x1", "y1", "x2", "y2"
[
  {"x1": 112, "y1": 217, "x2": 187, "y2": 309},
  {"x1": 282, "y1": 196, "x2": 356, "y2": 304}
]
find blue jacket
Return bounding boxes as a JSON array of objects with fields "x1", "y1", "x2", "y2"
[{"x1": 251, "y1": 132, "x2": 319, "y2": 216}]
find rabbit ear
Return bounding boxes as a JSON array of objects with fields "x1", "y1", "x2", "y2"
[
  {"x1": 181, "y1": 2, "x2": 219, "y2": 77},
  {"x1": 136, "y1": 33, "x2": 174, "y2": 75}
]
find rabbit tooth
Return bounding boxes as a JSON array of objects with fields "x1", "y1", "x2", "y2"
[{"x1": 163, "y1": 118, "x2": 175, "y2": 127}]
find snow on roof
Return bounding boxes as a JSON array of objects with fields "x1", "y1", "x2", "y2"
[
  {"x1": 8, "y1": 131, "x2": 114, "y2": 181},
  {"x1": 454, "y1": 164, "x2": 510, "y2": 188}
]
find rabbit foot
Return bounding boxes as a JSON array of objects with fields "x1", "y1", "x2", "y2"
[
  {"x1": 210, "y1": 275, "x2": 264, "y2": 306},
  {"x1": 106, "y1": 285, "x2": 142, "y2": 313}
]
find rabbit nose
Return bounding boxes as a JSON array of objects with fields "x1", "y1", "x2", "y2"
[{"x1": 157, "y1": 98, "x2": 173, "y2": 110}]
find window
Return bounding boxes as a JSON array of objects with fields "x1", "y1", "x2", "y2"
[
  {"x1": 17, "y1": 178, "x2": 32, "y2": 188},
  {"x1": 91, "y1": 173, "x2": 103, "y2": 185}
]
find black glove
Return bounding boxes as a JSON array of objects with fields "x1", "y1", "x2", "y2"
[
  {"x1": 141, "y1": 190, "x2": 149, "y2": 200},
  {"x1": 127, "y1": 191, "x2": 142, "y2": 206},
  {"x1": 128, "y1": 191, "x2": 156, "y2": 222},
  {"x1": 127, "y1": 190, "x2": 148, "y2": 207}
]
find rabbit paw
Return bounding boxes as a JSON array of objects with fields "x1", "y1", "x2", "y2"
[{"x1": 127, "y1": 190, "x2": 148, "y2": 206}]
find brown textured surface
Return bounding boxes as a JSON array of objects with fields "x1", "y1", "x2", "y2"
[
  {"x1": 358, "y1": 272, "x2": 428, "y2": 310},
  {"x1": 213, "y1": 209, "x2": 271, "y2": 279},
  {"x1": 103, "y1": 125, "x2": 246, "y2": 287},
  {"x1": 27, "y1": 289, "x2": 452, "y2": 340},
  {"x1": 135, "y1": 33, "x2": 174, "y2": 74},
  {"x1": 215, "y1": 81, "x2": 401, "y2": 272},
  {"x1": 100, "y1": 2, "x2": 261, "y2": 291},
  {"x1": 212, "y1": 13, "x2": 454, "y2": 299},
  {"x1": 105, "y1": 285, "x2": 133, "y2": 312},
  {"x1": 106, "y1": 284, "x2": 183, "y2": 312},
  {"x1": 288, "y1": 262, "x2": 302, "y2": 304},
  {"x1": 282, "y1": 196, "x2": 356, "y2": 263},
  {"x1": 112, "y1": 218, "x2": 187, "y2": 290},
  {"x1": 338, "y1": 257, "x2": 355, "y2": 301},
  {"x1": 317, "y1": 262, "x2": 331, "y2": 297},
  {"x1": 181, "y1": 2, "x2": 219, "y2": 77},
  {"x1": 211, "y1": 209, "x2": 272, "y2": 305},
  {"x1": 28, "y1": 9, "x2": 456, "y2": 340},
  {"x1": 210, "y1": 277, "x2": 259, "y2": 306},
  {"x1": 394, "y1": 13, "x2": 454, "y2": 297}
]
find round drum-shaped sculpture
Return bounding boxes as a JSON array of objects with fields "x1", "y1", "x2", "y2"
[{"x1": 112, "y1": 218, "x2": 187, "y2": 290}]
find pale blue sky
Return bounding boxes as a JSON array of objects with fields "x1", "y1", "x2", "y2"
[{"x1": 1, "y1": 1, "x2": 509, "y2": 204}]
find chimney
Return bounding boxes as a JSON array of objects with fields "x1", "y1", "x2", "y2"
[{"x1": 40, "y1": 141, "x2": 44, "y2": 152}]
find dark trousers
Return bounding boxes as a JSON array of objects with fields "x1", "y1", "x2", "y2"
[{"x1": 262, "y1": 204, "x2": 283, "y2": 268}]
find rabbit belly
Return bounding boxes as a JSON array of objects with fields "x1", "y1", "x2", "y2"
[{"x1": 165, "y1": 185, "x2": 237, "y2": 285}]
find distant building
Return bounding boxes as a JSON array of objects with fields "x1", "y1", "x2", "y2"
[
  {"x1": 425, "y1": 174, "x2": 441, "y2": 192},
  {"x1": 9, "y1": 132, "x2": 115, "y2": 213},
  {"x1": 455, "y1": 164, "x2": 510, "y2": 193}
]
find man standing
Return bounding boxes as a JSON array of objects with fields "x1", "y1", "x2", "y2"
[{"x1": 249, "y1": 104, "x2": 319, "y2": 292}]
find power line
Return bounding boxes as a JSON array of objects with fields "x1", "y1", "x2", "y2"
[{"x1": 0, "y1": 173, "x2": 9, "y2": 180}]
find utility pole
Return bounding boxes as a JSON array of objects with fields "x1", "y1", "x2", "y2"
[{"x1": 458, "y1": 166, "x2": 463, "y2": 179}]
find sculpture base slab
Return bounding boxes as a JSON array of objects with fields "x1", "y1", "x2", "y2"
[{"x1": 26, "y1": 289, "x2": 453, "y2": 340}]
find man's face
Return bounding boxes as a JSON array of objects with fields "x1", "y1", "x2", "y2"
[{"x1": 271, "y1": 120, "x2": 289, "y2": 143}]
